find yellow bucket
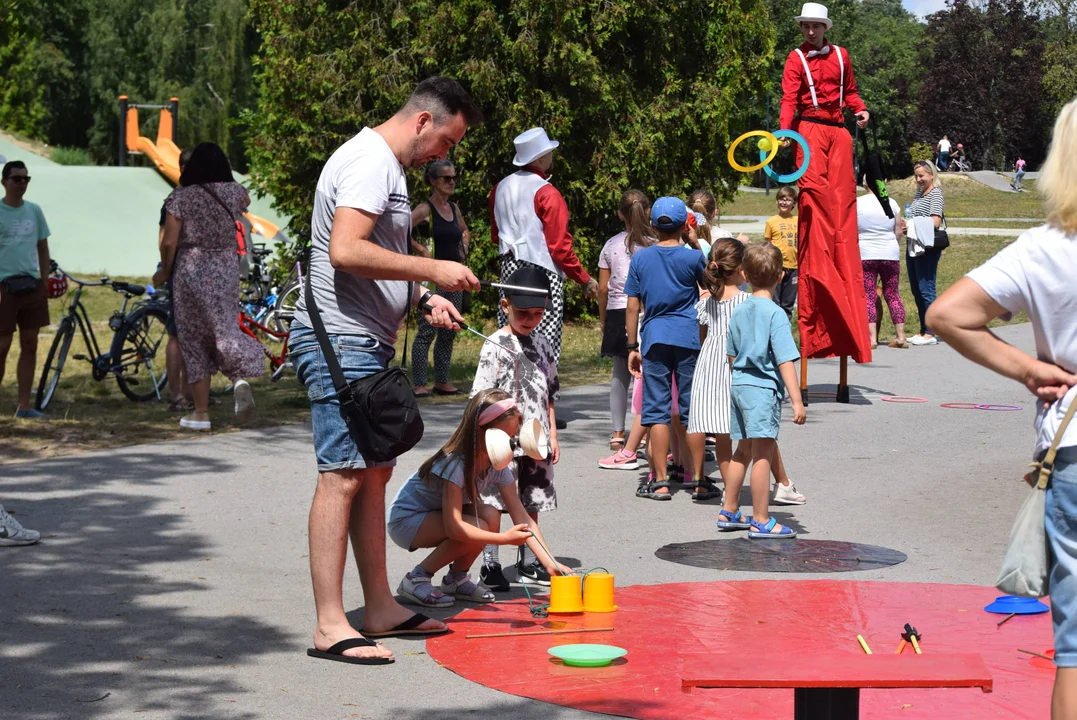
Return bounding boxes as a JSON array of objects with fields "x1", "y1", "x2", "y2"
[
  {"x1": 547, "y1": 574, "x2": 585, "y2": 613},
  {"x1": 582, "y1": 572, "x2": 617, "y2": 613}
]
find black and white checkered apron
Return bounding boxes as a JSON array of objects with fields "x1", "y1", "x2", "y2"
[{"x1": 497, "y1": 254, "x2": 565, "y2": 364}]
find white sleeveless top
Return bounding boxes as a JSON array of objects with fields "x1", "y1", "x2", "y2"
[{"x1": 493, "y1": 170, "x2": 559, "y2": 276}]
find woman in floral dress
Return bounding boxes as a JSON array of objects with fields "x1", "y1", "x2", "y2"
[{"x1": 157, "y1": 142, "x2": 265, "y2": 430}]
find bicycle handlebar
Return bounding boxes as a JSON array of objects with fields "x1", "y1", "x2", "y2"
[{"x1": 51, "y1": 262, "x2": 145, "y2": 296}]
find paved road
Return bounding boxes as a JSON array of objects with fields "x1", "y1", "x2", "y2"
[{"x1": 1, "y1": 323, "x2": 1044, "y2": 719}]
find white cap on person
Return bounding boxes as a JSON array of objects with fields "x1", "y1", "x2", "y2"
[
  {"x1": 796, "y1": 2, "x2": 833, "y2": 28},
  {"x1": 512, "y1": 128, "x2": 560, "y2": 167}
]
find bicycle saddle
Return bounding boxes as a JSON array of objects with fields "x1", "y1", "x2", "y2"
[{"x1": 111, "y1": 281, "x2": 145, "y2": 296}]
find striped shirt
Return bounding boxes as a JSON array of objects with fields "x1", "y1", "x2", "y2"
[
  {"x1": 687, "y1": 291, "x2": 748, "y2": 435},
  {"x1": 909, "y1": 187, "x2": 945, "y2": 227}
]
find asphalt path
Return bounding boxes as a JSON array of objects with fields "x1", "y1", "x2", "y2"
[{"x1": 1, "y1": 323, "x2": 1043, "y2": 719}]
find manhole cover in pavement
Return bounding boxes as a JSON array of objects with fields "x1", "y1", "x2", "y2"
[{"x1": 655, "y1": 538, "x2": 907, "y2": 573}]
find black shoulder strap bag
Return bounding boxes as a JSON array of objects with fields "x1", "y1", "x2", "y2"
[{"x1": 302, "y1": 254, "x2": 424, "y2": 462}]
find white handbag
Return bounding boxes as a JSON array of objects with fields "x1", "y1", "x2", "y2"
[{"x1": 996, "y1": 399, "x2": 1077, "y2": 598}]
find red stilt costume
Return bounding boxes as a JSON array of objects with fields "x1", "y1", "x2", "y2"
[{"x1": 781, "y1": 34, "x2": 872, "y2": 365}]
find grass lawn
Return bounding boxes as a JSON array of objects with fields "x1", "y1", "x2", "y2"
[
  {"x1": 724, "y1": 175, "x2": 1044, "y2": 220},
  {"x1": 0, "y1": 227, "x2": 1025, "y2": 463}
]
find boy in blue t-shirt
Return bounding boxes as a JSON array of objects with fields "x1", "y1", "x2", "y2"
[
  {"x1": 625, "y1": 197, "x2": 706, "y2": 500},
  {"x1": 719, "y1": 242, "x2": 806, "y2": 538}
]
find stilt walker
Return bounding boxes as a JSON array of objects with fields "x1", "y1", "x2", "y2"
[{"x1": 781, "y1": 3, "x2": 872, "y2": 402}]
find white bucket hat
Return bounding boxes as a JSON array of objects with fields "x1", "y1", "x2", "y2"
[
  {"x1": 796, "y1": 2, "x2": 833, "y2": 29},
  {"x1": 512, "y1": 127, "x2": 560, "y2": 167}
]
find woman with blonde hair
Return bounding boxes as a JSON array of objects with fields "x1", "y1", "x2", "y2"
[
  {"x1": 929, "y1": 97, "x2": 1077, "y2": 719},
  {"x1": 904, "y1": 159, "x2": 945, "y2": 346}
]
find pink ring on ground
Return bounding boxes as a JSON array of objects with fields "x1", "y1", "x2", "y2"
[
  {"x1": 881, "y1": 395, "x2": 927, "y2": 403},
  {"x1": 941, "y1": 402, "x2": 982, "y2": 410},
  {"x1": 976, "y1": 404, "x2": 1023, "y2": 411}
]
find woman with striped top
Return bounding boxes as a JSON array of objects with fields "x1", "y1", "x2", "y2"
[
  {"x1": 904, "y1": 160, "x2": 946, "y2": 346},
  {"x1": 687, "y1": 239, "x2": 749, "y2": 500}
]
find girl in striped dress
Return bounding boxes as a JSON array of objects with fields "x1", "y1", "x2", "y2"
[{"x1": 687, "y1": 239, "x2": 748, "y2": 500}]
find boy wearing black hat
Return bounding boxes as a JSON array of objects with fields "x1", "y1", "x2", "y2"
[{"x1": 470, "y1": 265, "x2": 561, "y2": 589}]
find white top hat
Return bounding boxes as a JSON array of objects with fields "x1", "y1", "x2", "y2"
[
  {"x1": 512, "y1": 127, "x2": 560, "y2": 167},
  {"x1": 796, "y1": 2, "x2": 833, "y2": 29}
]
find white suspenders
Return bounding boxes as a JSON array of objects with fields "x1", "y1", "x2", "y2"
[{"x1": 794, "y1": 45, "x2": 844, "y2": 109}]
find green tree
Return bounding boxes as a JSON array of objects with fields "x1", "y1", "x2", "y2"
[
  {"x1": 912, "y1": 0, "x2": 1048, "y2": 169},
  {"x1": 246, "y1": 0, "x2": 775, "y2": 317},
  {"x1": 1041, "y1": 0, "x2": 1077, "y2": 117}
]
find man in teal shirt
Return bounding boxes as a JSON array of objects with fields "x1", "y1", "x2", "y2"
[{"x1": 0, "y1": 161, "x2": 51, "y2": 418}]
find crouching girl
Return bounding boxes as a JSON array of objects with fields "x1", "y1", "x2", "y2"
[{"x1": 388, "y1": 388, "x2": 570, "y2": 607}]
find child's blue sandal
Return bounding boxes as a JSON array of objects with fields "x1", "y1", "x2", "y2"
[
  {"x1": 748, "y1": 516, "x2": 797, "y2": 539},
  {"x1": 716, "y1": 509, "x2": 751, "y2": 530}
]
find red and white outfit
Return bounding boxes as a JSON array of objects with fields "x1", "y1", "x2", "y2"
[
  {"x1": 489, "y1": 168, "x2": 590, "y2": 362},
  {"x1": 781, "y1": 40, "x2": 872, "y2": 363}
]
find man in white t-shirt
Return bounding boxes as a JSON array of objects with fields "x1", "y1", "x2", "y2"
[
  {"x1": 290, "y1": 77, "x2": 483, "y2": 665},
  {"x1": 936, "y1": 135, "x2": 952, "y2": 170}
]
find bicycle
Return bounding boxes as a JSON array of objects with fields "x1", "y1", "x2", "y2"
[
  {"x1": 240, "y1": 243, "x2": 301, "y2": 335},
  {"x1": 238, "y1": 308, "x2": 292, "y2": 382},
  {"x1": 35, "y1": 263, "x2": 170, "y2": 411},
  {"x1": 950, "y1": 155, "x2": 971, "y2": 173}
]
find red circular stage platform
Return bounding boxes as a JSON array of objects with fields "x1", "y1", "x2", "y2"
[{"x1": 427, "y1": 580, "x2": 1054, "y2": 719}]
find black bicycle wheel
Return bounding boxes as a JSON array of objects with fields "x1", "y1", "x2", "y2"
[
  {"x1": 114, "y1": 307, "x2": 169, "y2": 402},
  {"x1": 36, "y1": 317, "x2": 75, "y2": 411},
  {"x1": 272, "y1": 279, "x2": 301, "y2": 333}
]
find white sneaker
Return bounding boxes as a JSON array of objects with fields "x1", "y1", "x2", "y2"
[
  {"x1": 0, "y1": 504, "x2": 40, "y2": 546},
  {"x1": 179, "y1": 416, "x2": 212, "y2": 431},
  {"x1": 234, "y1": 379, "x2": 255, "y2": 423},
  {"x1": 908, "y1": 335, "x2": 938, "y2": 346},
  {"x1": 907, "y1": 334, "x2": 923, "y2": 343},
  {"x1": 773, "y1": 482, "x2": 807, "y2": 505}
]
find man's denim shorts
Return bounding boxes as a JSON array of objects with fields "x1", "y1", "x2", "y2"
[
  {"x1": 1046, "y1": 445, "x2": 1077, "y2": 667},
  {"x1": 289, "y1": 323, "x2": 397, "y2": 473},
  {"x1": 730, "y1": 385, "x2": 782, "y2": 440}
]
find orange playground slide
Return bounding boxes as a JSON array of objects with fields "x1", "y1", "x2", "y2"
[{"x1": 123, "y1": 102, "x2": 286, "y2": 243}]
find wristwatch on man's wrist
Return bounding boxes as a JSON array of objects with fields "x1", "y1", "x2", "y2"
[
  {"x1": 418, "y1": 290, "x2": 435, "y2": 308},
  {"x1": 626, "y1": 342, "x2": 640, "y2": 351}
]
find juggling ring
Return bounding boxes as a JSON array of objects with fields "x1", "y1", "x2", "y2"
[
  {"x1": 881, "y1": 395, "x2": 927, "y2": 403},
  {"x1": 941, "y1": 402, "x2": 982, "y2": 410},
  {"x1": 728, "y1": 131, "x2": 780, "y2": 173},
  {"x1": 761, "y1": 130, "x2": 811, "y2": 184},
  {"x1": 976, "y1": 404, "x2": 1023, "y2": 411}
]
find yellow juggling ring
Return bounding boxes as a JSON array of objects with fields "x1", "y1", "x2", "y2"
[{"x1": 728, "y1": 130, "x2": 780, "y2": 173}]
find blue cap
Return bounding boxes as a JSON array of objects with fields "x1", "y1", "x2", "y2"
[{"x1": 651, "y1": 196, "x2": 688, "y2": 230}]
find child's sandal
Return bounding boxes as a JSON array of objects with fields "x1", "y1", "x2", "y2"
[
  {"x1": 716, "y1": 509, "x2": 751, "y2": 530},
  {"x1": 692, "y1": 478, "x2": 722, "y2": 502},
  {"x1": 747, "y1": 517, "x2": 797, "y2": 539},
  {"x1": 609, "y1": 434, "x2": 626, "y2": 451},
  {"x1": 636, "y1": 479, "x2": 673, "y2": 501}
]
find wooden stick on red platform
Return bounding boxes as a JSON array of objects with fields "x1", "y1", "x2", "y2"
[{"x1": 466, "y1": 627, "x2": 614, "y2": 640}]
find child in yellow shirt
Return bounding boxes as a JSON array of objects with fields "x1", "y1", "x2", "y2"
[{"x1": 763, "y1": 186, "x2": 798, "y2": 317}]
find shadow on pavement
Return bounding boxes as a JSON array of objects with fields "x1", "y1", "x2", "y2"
[{"x1": 3, "y1": 451, "x2": 292, "y2": 719}]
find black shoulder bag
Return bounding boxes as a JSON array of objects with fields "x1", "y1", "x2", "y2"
[
  {"x1": 933, "y1": 212, "x2": 951, "y2": 252},
  {"x1": 302, "y1": 260, "x2": 424, "y2": 462}
]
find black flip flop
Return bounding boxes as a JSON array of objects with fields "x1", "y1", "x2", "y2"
[
  {"x1": 361, "y1": 612, "x2": 449, "y2": 639},
  {"x1": 306, "y1": 637, "x2": 394, "y2": 665}
]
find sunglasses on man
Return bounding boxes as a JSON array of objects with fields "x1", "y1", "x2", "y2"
[
  {"x1": 437, "y1": 175, "x2": 457, "y2": 182},
  {"x1": 5, "y1": 175, "x2": 30, "y2": 183}
]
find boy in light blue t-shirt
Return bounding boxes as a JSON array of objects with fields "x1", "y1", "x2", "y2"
[
  {"x1": 719, "y1": 242, "x2": 805, "y2": 538},
  {"x1": 625, "y1": 197, "x2": 706, "y2": 500}
]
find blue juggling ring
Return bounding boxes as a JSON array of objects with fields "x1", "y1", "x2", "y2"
[{"x1": 760, "y1": 129, "x2": 811, "y2": 184}]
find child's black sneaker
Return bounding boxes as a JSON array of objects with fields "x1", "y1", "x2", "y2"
[
  {"x1": 516, "y1": 559, "x2": 551, "y2": 586},
  {"x1": 479, "y1": 562, "x2": 511, "y2": 592}
]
